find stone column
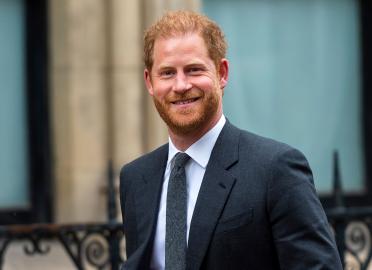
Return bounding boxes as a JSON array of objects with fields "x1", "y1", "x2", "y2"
[
  {"x1": 50, "y1": 0, "x2": 109, "y2": 222},
  {"x1": 108, "y1": 0, "x2": 144, "y2": 171},
  {"x1": 49, "y1": 0, "x2": 201, "y2": 223}
]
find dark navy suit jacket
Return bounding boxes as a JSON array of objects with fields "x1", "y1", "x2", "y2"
[{"x1": 120, "y1": 121, "x2": 343, "y2": 269}]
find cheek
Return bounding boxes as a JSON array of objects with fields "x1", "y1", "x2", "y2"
[
  {"x1": 152, "y1": 82, "x2": 171, "y2": 98},
  {"x1": 190, "y1": 76, "x2": 216, "y2": 91}
]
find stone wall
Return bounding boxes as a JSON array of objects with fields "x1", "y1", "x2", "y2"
[{"x1": 49, "y1": 0, "x2": 200, "y2": 223}]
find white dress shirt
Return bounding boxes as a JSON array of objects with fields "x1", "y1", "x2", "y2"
[{"x1": 150, "y1": 115, "x2": 226, "y2": 270}]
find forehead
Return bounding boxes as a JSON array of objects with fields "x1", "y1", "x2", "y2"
[{"x1": 153, "y1": 33, "x2": 209, "y2": 59}]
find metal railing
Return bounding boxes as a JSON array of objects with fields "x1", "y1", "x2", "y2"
[
  {"x1": 0, "y1": 161, "x2": 125, "y2": 270},
  {"x1": 0, "y1": 155, "x2": 372, "y2": 269},
  {"x1": 326, "y1": 152, "x2": 372, "y2": 269},
  {"x1": 0, "y1": 222, "x2": 125, "y2": 269},
  {"x1": 327, "y1": 206, "x2": 372, "y2": 270}
]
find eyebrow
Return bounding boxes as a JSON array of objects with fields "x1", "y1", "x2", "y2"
[{"x1": 157, "y1": 61, "x2": 206, "y2": 70}]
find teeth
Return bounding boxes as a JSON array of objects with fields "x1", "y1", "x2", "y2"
[
  {"x1": 174, "y1": 98, "x2": 197, "y2": 105},
  {"x1": 179, "y1": 100, "x2": 191, "y2": 104}
]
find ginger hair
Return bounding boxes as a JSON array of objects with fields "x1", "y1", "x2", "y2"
[{"x1": 143, "y1": 10, "x2": 227, "y2": 71}]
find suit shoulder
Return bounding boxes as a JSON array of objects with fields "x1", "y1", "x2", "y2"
[
  {"x1": 237, "y1": 128, "x2": 306, "y2": 163},
  {"x1": 233, "y1": 127, "x2": 314, "y2": 194},
  {"x1": 238, "y1": 128, "x2": 293, "y2": 152}
]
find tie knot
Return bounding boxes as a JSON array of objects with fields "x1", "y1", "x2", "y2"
[{"x1": 173, "y1": 152, "x2": 190, "y2": 169}]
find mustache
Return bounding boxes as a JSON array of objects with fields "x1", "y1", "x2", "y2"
[{"x1": 166, "y1": 91, "x2": 203, "y2": 102}]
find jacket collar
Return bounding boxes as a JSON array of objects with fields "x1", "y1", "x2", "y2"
[
  {"x1": 135, "y1": 121, "x2": 240, "y2": 270},
  {"x1": 186, "y1": 121, "x2": 240, "y2": 270}
]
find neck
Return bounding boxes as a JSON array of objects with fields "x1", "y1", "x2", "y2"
[{"x1": 169, "y1": 113, "x2": 222, "y2": 151}]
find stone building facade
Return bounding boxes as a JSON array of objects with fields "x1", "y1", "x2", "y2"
[
  {"x1": 4, "y1": 0, "x2": 199, "y2": 268},
  {"x1": 50, "y1": 0, "x2": 200, "y2": 223}
]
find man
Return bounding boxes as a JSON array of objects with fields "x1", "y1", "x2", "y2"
[{"x1": 120, "y1": 10, "x2": 342, "y2": 270}]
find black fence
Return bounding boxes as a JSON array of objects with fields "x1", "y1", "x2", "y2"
[
  {"x1": 0, "y1": 157, "x2": 372, "y2": 269},
  {"x1": 325, "y1": 153, "x2": 372, "y2": 270},
  {"x1": 0, "y1": 161, "x2": 125, "y2": 270},
  {"x1": 0, "y1": 222, "x2": 125, "y2": 270},
  {"x1": 327, "y1": 206, "x2": 372, "y2": 270}
]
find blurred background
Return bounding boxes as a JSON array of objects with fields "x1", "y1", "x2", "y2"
[{"x1": 0, "y1": 0, "x2": 371, "y2": 268}]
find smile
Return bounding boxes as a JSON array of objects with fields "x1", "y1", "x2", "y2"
[{"x1": 172, "y1": 97, "x2": 199, "y2": 105}]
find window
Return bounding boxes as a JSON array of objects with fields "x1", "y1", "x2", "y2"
[
  {"x1": 0, "y1": 0, "x2": 52, "y2": 224},
  {"x1": 0, "y1": 0, "x2": 29, "y2": 209},
  {"x1": 203, "y1": 0, "x2": 372, "y2": 206}
]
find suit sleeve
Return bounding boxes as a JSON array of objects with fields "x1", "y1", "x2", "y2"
[
  {"x1": 120, "y1": 165, "x2": 138, "y2": 259},
  {"x1": 267, "y1": 148, "x2": 343, "y2": 269},
  {"x1": 119, "y1": 166, "x2": 127, "y2": 226}
]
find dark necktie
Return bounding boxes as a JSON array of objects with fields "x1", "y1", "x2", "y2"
[{"x1": 165, "y1": 152, "x2": 190, "y2": 270}]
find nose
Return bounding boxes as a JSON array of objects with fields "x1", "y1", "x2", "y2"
[{"x1": 172, "y1": 72, "x2": 192, "y2": 93}]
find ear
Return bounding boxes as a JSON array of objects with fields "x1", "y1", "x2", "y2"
[
  {"x1": 144, "y1": 69, "x2": 154, "y2": 96},
  {"x1": 218, "y1": 58, "x2": 229, "y2": 89}
]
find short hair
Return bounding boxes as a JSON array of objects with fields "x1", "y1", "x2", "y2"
[{"x1": 143, "y1": 10, "x2": 227, "y2": 71}]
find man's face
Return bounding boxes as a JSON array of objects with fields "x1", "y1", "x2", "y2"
[{"x1": 144, "y1": 32, "x2": 228, "y2": 136}]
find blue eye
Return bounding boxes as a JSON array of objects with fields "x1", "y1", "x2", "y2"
[
  {"x1": 160, "y1": 70, "x2": 175, "y2": 78},
  {"x1": 188, "y1": 66, "x2": 204, "y2": 74}
]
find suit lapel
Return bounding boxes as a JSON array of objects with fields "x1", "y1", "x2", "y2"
[
  {"x1": 187, "y1": 122, "x2": 240, "y2": 270},
  {"x1": 133, "y1": 145, "x2": 168, "y2": 266}
]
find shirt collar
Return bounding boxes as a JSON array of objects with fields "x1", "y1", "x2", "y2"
[{"x1": 167, "y1": 115, "x2": 226, "y2": 169}]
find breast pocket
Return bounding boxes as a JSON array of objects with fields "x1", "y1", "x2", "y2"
[{"x1": 215, "y1": 208, "x2": 254, "y2": 234}]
